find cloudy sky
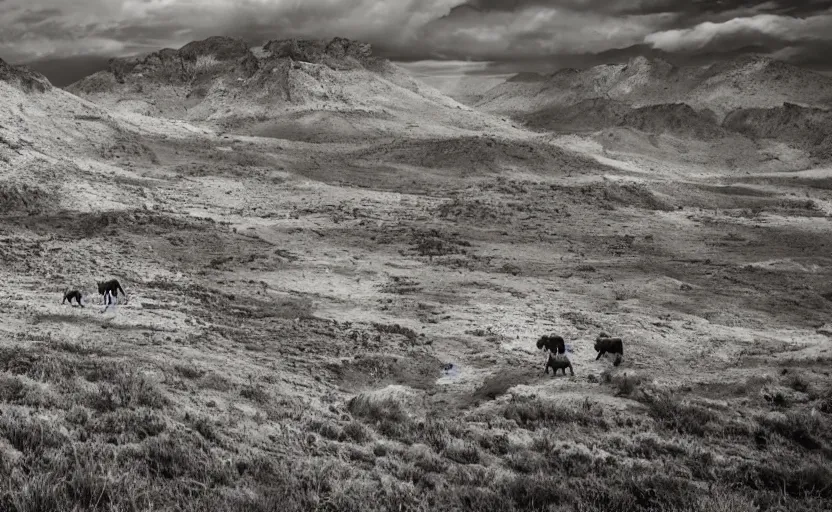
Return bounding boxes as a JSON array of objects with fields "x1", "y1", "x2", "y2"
[{"x1": 1, "y1": 0, "x2": 831, "y2": 85}]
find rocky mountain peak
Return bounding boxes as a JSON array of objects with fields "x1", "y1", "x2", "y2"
[{"x1": 0, "y1": 58, "x2": 52, "y2": 93}]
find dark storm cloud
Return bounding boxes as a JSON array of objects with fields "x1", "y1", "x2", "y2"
[
  {"x1": 25, "y1": 55, "x2": 111, "y2": 87},
  {"x1": 0, "y1": 0, "x2": 830, "y2": 85},
  {"x1": 457, "y1": 0, "x2": 829, "y2": 17},
  {"x1": 13, "y1": 7, "x2": 62, "y2": 25}
]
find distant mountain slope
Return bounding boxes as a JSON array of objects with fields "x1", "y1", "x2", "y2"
[
  {"x1": 724, "y1": 103, "x2": 832, "y2": 161},
  {"x1": 524, "y1": 99, "x2": 729, "y2": 140},
  {"x1": 1, "y1": 58, "x2": 113, "y2": 168},
  {"x1": 404, "y1": 73, "x2": 513, "y2": 106},
  {"x1": 68, "y1": 36, "x2": 517, "y2": 140},
  {"x1": 0, "y1": 57, "x2": 200, "y2": 213},
  {"x1": 478, "y1": 55, "x2": 832, "y2": 121}
]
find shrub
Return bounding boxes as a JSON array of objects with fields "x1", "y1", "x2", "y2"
[
  {"x1": 126, "y1": 430, "x2": 234, "y2": 485},
  {"x1": 240, "y1": 383, "x2": 270, "y2": 404},
  {"x1": 443, "y1": 439, "x2": 481, "y2": 465},
  {"x1": 738, "y1": 458, "x2": 832, "y2": 499},
  {"x1": 342, "y1": 421, "x2": 371, "y2": 444},
  {"x1": 87, "y1": 408, "x2": 167, "y2": 442},
  {"x1": 0, "y1": 410, "x2": 66, "y2": 455},
  {"x1": 371, "y1": 323, "x2": 417, "y2": 341},
  {"x1": 760, "y1": 411, "x2": 826, "y2": 451},
  {"x1": 175, "y1": 364, "x2": 205, "y2": 380},
  {"x1": 87, "y1": 370, "x2": 168, "y2": 412},
  {"x1": 610, "y1": 373, "x2": 642, "y2": 397},
  {"x1": 640, "y1": 390, "x2": 719, "y2": 436},
  {"x1": 502, "y1": 473, "x2": 568, "y2": 511},
  {"x1": 347, "y1": 395, "x2": 409, "y2": 424},
  {"x1": 198, "y1": 371, "x2": 232, "y2": 392},
  {"x1": 503, "y1": 396, "x2": 606, "y2": 430}
]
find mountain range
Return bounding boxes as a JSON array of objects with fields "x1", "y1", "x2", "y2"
[{"x1": 3, "y1": 36, "x2": 832, "y2": 169}]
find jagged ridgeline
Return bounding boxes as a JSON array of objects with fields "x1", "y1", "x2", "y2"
[
  {"x1": 478, "y1": 54, "x2": 832, "y2": 164},
  {"x1": 67, "y1": 36, "x2": 503, "y2": 139},
  {"x1": 477, "y1": 55, "x2": 832, "y2": 120},
  {"x1": 0, "y1": 56, "x2": 164, "y2": 212},
  {"x1": 0, "y1": 58, "x2": 53, "y2": 94}
]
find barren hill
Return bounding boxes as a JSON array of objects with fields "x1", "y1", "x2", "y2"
[
  {"x1": 478, "y1": 55, "x2": 832, "y2": 121},
  {"x1": 68, "y1": 36, "x2": 516, "y2": 141},
  {"x1": 0, "y1": 57, "x2": 201, "y2": 215},
  {"x1": 523, "y1": 99, "x2": 728, "y2": 140},
  {"x1": 724, "y1": 103, "x2": 832, "y2": 162}
]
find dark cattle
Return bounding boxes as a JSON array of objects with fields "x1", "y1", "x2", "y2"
[
  {"x1": 536, "y1": 335, "x2": 566, "y2": 355},
  {"x1": 595, "y1": 334, "x2": 624, "y2": 365},
  {"x1": 544, "y1": 354, "x2": 574, "y2": 376},
  {"x1": 62, "y1": 289, "x2": 84, "y2": 307}
]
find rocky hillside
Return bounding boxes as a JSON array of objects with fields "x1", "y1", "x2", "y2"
[
  {"x1": 484, "y1": 55, "x2": 832, "y2": 164},
  {"x1": 0, "y1": 58, "x2": 52, "y2": 94},
  {"x1": 68, "y1": 36, "x2": 514, "y2": 140},
  {"x1": 478, "y1": 55, "x2": 832, "y2": 121},
  {"x1": 724, "y1": 103, "x2": 832, "y2": 161},
  {"x1": 0, "y1": 57, "x2": 196, "y2": 214},
  {"x1": 1, "y1": 57, "x2": 106, "y2": 169},
  {"x1": 524, "y1": 99, "x2": 729, "y2": 140}
]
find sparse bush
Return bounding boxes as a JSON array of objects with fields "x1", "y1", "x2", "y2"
[
  {"x1": 443, "y1": 439, "x2": 481, "y2": 465},
  {"x1": 610, "y1": 373, "x2": 642, "y2": 396},
  {"x1": 342, "y1": 421, "x2": 371, "y2": 444},
  {"x1": 503, "y1": 473, "x2": 568, "y2": 511},
  {"x1": 0, "y1": 375, "x2": 28, "y2": 403},
  {"x1": 347, "y1": 394, "x2": 415, "y2": 443},
  {"x1": 503, "y1": 396, "x2": 607, "y2": 430},
  {"x1": 816, "y1": 384, "x2": 832, "y2": 414},
  {"x1": 345, "y1": 445, "x2": 376, "y2": 467},
  {"x1": 198, "y1": 371, "x2": 232, "y2": 392},
  {"x1": 190, "y1": 54, "x2": 221, "y2": 74},
  {"x1": 626, "y1": 432, "x2": 689, "y2": 460},
  {"x1": 308, "y1": 419, "x2": 345, "y2": 441},
  {"x1": 473, "y1": 372, "x2": 522, "y2": 401},
  {"x1": 640, "y1": 390, "x2": 719, "y2": 436},
  {"x1": 0, "y1": 375, "x2": 59, "y2": 408},
  {"x1": 87, "y1": 408, "x2": 167, "y2": 442},
  {"x1": 505, "y1": 449, "x2": 547, "y2": 474},
  {"x1": 477, "y1": 432, "x2": 510, "y2": 456},
  {"x1": 626, "y1": 473, "x2": 700, "y2": 510},
  {"x1": 189, "y1": 415, "x2": 220, "y2": 444},
  {"x1": 405, "y1": 444, "x2": 447, "y2": 473},
  {"x1": 65, "y1": 406, "x2": 90, "y2": 426},
  {"x1": 240, "y1": 380, "x2": 271, "y2": 404},
  {"x1": 49, "y1": 340, "x2": 108, "y2": 357},
  {"x1": 125, "y1": 430, "x2": 235, "y2": 485},
  {"x1": 372, "y1": 322, "x2": 417, "y2": 340},
  {"x1": 416, "y1": 419, "x2": 452, "y2": 452},
  {"x1": 759, "y1": 411, "x2": 827, "y2": 451},
  {"x1": 175, "y1": 364, "x2": 206, "y2": 379},
  {"x1": 0, "y1": 410, "x2": 66, "y2": 455},
  {"x1": 87, "y1": 370, "x2": 168, "y2": 412},
  {"x1": 347, "y1": 395, "x2": 409, "y2": 424},
  {"x1": 736, "y1": 457, "x2": 832, "y2": 499},
  {"x1": 784, "y1": 372, "x2": 811, "y2": 393}
]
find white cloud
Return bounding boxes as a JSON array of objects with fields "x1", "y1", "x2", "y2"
[
  {"x1": 422, "y1": 6, "x2": 671, "y2": 59},
  {"x1": 645, "y1": 12, "x2": 832, "y2": 52},
  {"x1": 396, "y1": 59, "x2": 493, "y2": 76}
]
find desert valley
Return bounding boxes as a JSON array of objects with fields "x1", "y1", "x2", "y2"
[{"x1": 1, "y1": 35, "x2": 832, "y2": 511}]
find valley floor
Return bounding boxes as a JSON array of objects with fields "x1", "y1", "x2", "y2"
[{"x1": 1, "y1": 116, "x2": 831, "y2": 511}]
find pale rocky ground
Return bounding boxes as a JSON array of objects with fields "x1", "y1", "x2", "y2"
[{"x1": 1, "y1": 50, "x2": 832, "y2": 511}]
